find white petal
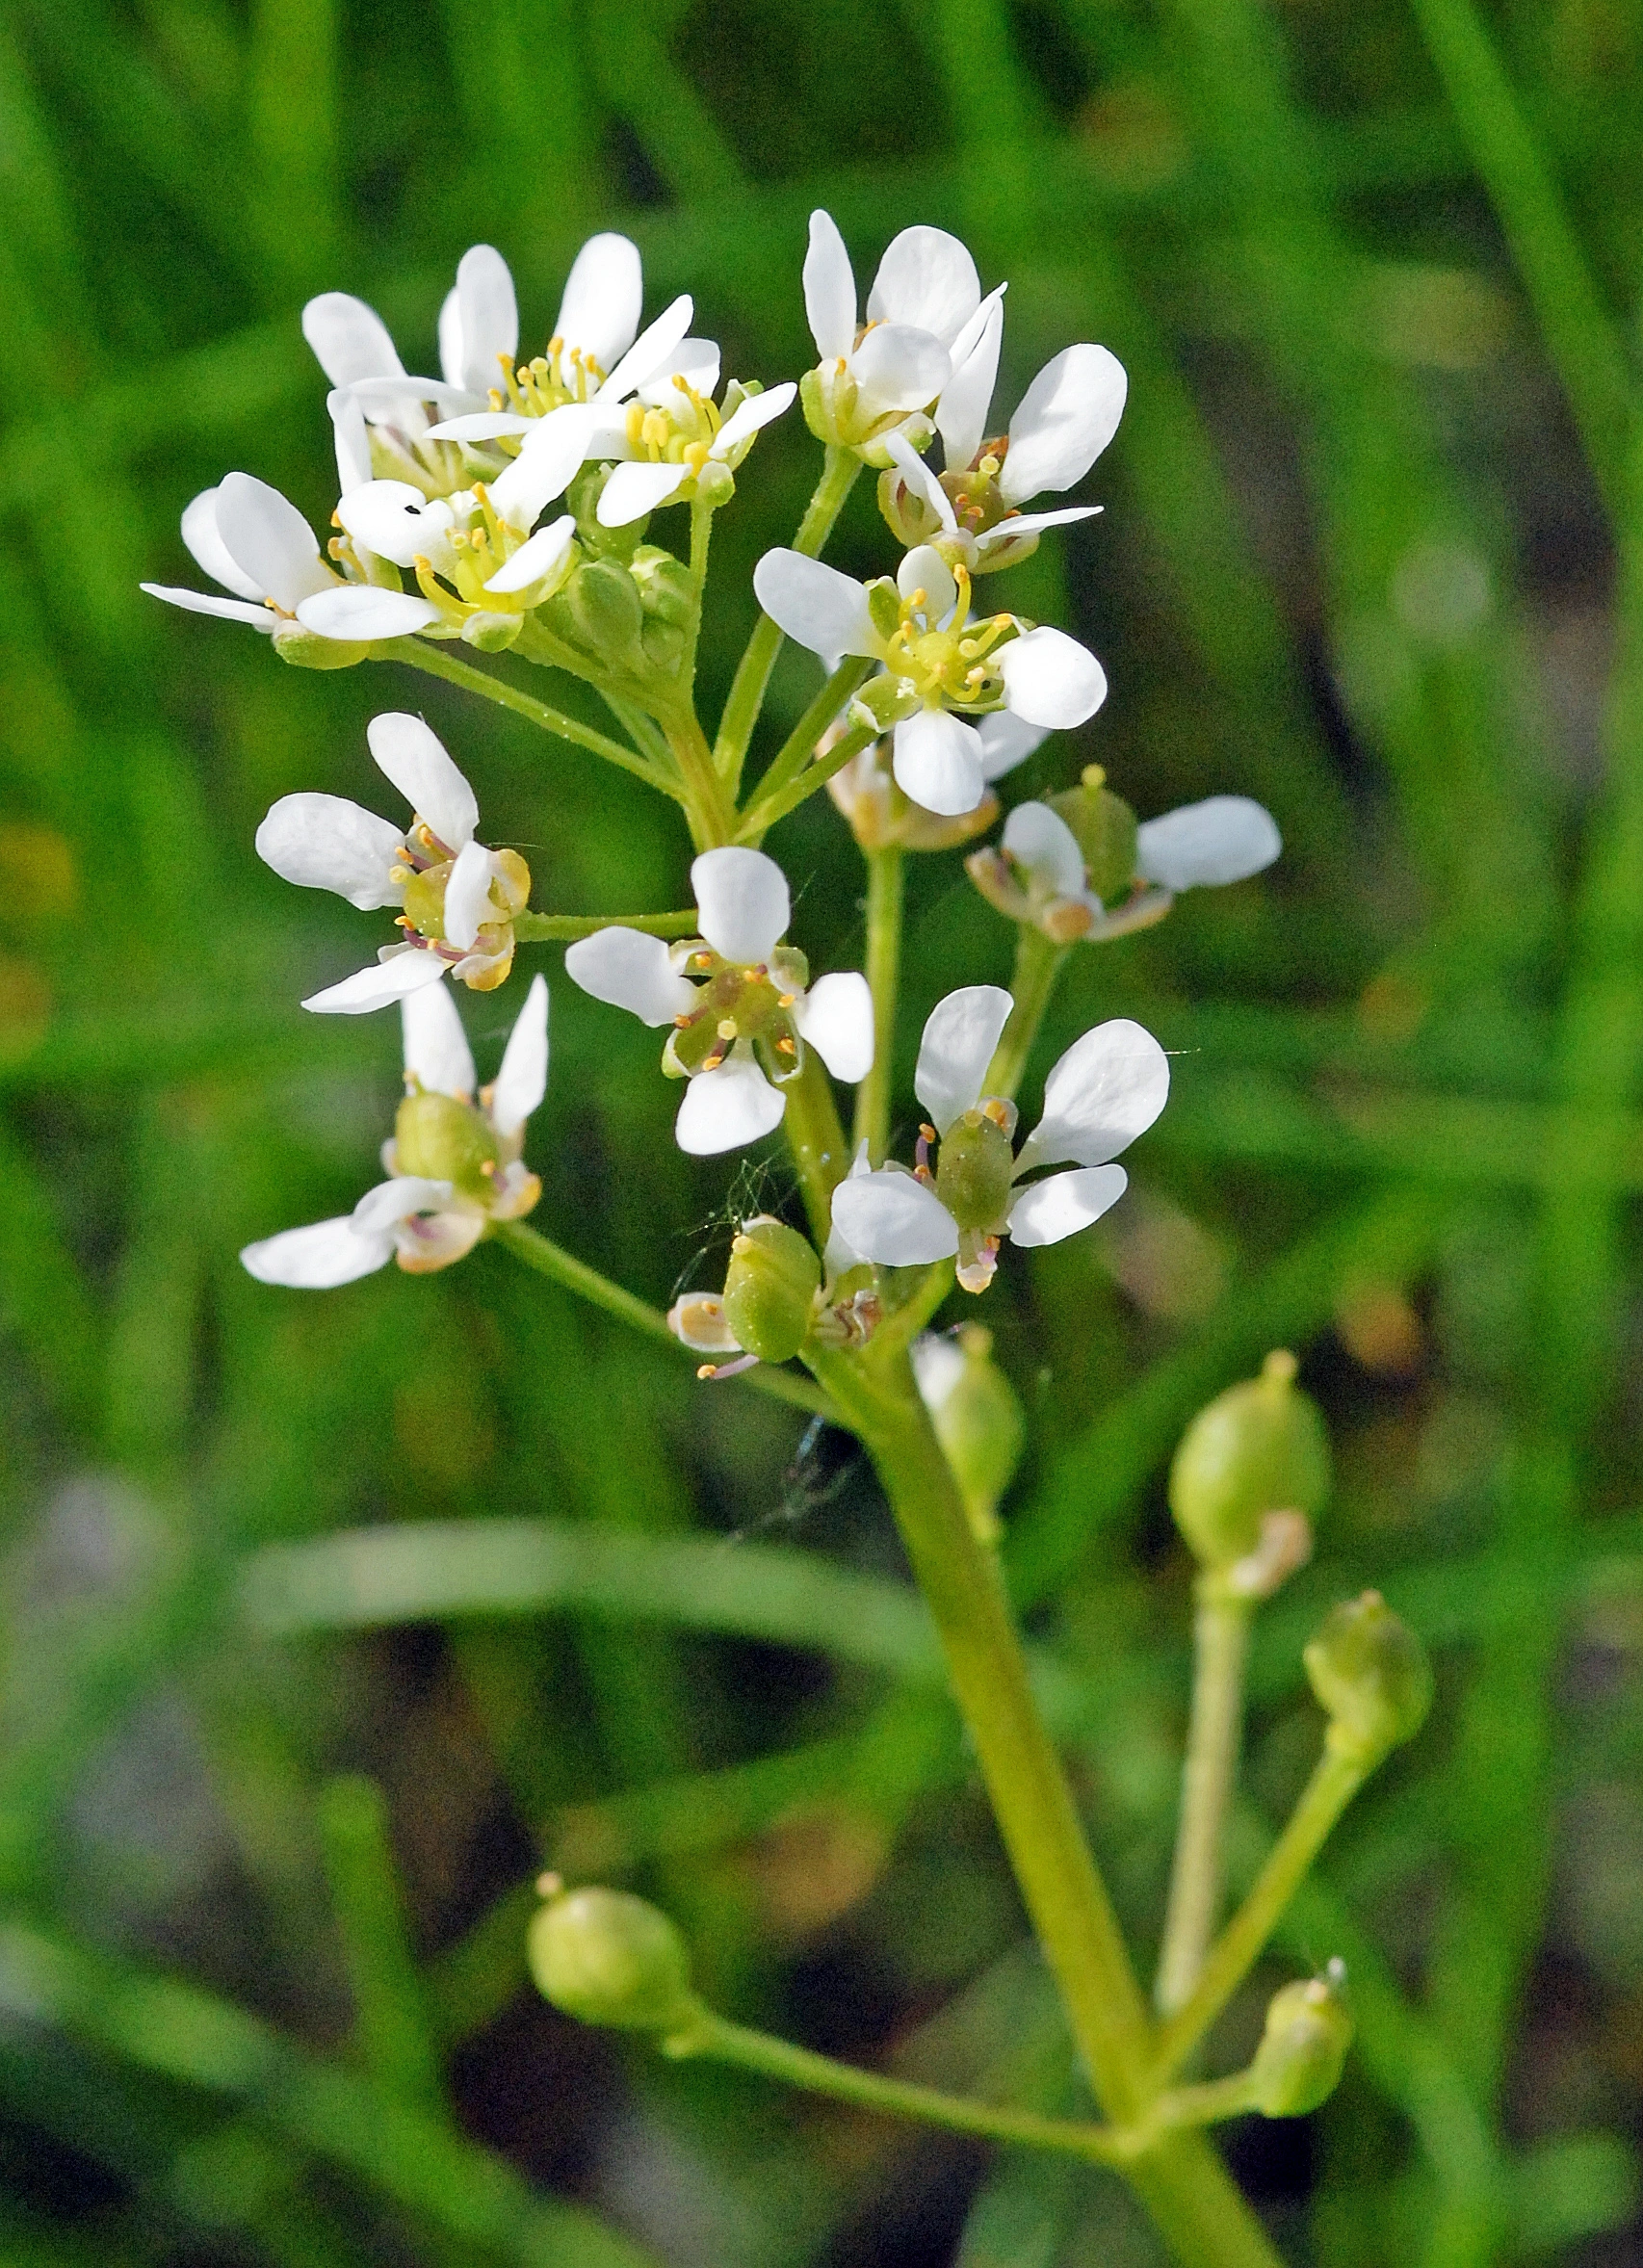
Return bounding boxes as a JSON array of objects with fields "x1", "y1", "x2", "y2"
[
  {"x1": 1001, "y1": 344, "x2": 1128, "y2": 505},
  {"x1": 484, "y1": 515, "x2": 576, "y2": 593},
  {"x1": 915, "y1": 985, "x2": 1014, "y2": 1134},
  {"x1": 403, "y1": 980, "x2": 477, "y2": 1099},
  {"x1": 295, "y1": 587, "x2": 439, "y2": 641},
  {"x1": 1019, "y1": 1019, "x2": 1170, "y2": 1171},
  {"x1": 675, "y1": 1055, "x2": 787, "y2": 1156},
  {"x1": 556, "y1": 232, "x2": 644, "y2": 369},
  {"x1": 868, "y1": 226, "x2": 980, "y2": 348},
  {"x1": 327, "y1": 388, "x2": 375, "y2": 494},
  {"x1": 974, "y1": 505, "x2": 1101, "y2": 555},
  {"x1": 597, "y1": 459, "x2": 688, "y2": 526},
  {"x1": 804, "y1": 210, "x2": 857, "y2": 360},
  {"x1": 438, "y1": 283, "x2": 464, "y2": 392},
  {"x1": 353, "y1": 1176, "x2": 456, "y2": 1236},
  {"x1": 976, "y1": 710, "x2": 1048, "y2": 781},
  {"x1": 336, "y1": 481, "x2": 455, "y2": 570},
  {"x1": 892, "y1": 709, "x2": 985, "y2": 818},
  {"x1": 367, "y1": 714, "x2": 480, "y2": 850},
  {"x1": 830, "y1": 1170, "x2": 958, "y2": 1265},
  {"x1": 255, "y1": 793, "x2": 404, "y2": 908},
  {"x1": 712, "y1": 380, "x2": 795, "y2": 455},
  {"x1": 635, "y1": 336, "x2": 721, "y2": 406},
  {"x1": 490, "y1": 973, "x2": 550, "y2": 1137},
  {"x1": 302, "y1": 952, "x2": 450, "y2": 1014},
  {"x1": 181, "y1": 486, "x2": 263, "y2": 599},
  {"x1": 395, "y1": 1208, "x2": 487, "y2": 1270},
  {"x1": 214, "y1": 473, "x2": 333, "y2": 610},
  {"x1": 451, "y1": 245, "x2": 518, "y2": 396},
  {"x1": 936, "y1": 290, "x2": 1004, "y2": 469},
  {"x1": 897, "y1": 542, "x2": 958, "y2": 621},
  {"x1": 794, "y1": 971, "x2": 874, "y2": 1082},
  {"x1": 488, "y1": 404, "x2": 596, "y2": 531},
  {"x1": 885, "y1": 431, "x2": 957, "y2": 534},
  {"x1": 241, "y1": 1213, "x2": 394, "y2": 1289},
  {"x1": 564, "y1": 927, "x2": 695, "y2": 1025},
  {"x1": 753, "y1": 550, "x2": 878, "y2": 659},
  {"x1": 692, "y1": 847, "x2": 790, "y2": 965},
  {"x1": 850, "y1": 324, "x2": 951, "y2": 417},
  {"x1": 301, "y1": 292, "x2": 404, "y2": 388},
  {"x1": 1006, "y1": 1165, "x2": 1128, "y2": 1246},
  {"x1": 1003, "y1": 801, "x2": 1087, "y2": 899},
  {"x1": 443, "y1": 840, "x2": 496, "y2": 952},
  {"x1": 346, "y1": 375, "x2": 479, "y2": 413},
  {"x1": 141, "y1": 583, "x2": 274, "y2": 630},
  {"x1": 911, "y1": 1331, "x2": 966, "y2": 1412},
  {"x1": 425, "y1": 410, "x2": 536, "y2": 441},
  {"x1": 1134, "y1": 797, "x2": 1282, "y2": 891},
  {"x1": 597, "y1": 294, "x2": 693, "y2": 403},
  {"x1": 999, "y1": 627, "x2": 1108, "y2": 729}
]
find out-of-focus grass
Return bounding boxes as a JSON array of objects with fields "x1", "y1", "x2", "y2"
[{"x1": 2, "y1": 2, "x2": 1643, "y2": 2262}]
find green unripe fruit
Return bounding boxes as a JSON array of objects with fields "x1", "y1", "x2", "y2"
[
  {"x1": 528, "y1": 1887, "x2": 697, "y2": 2032},
  {"x1": 394, "y1": 1091, "x2": 498, "y2": 1199},
  {"x1": 561, "y1": 559, "x2": 644, "y2": 660},
  {"x1": 721, "y1": 1217, "x2": 821, "y2": 1364},
  {"x1": 1168, "y1": 1351, "x2": 1331, "y2": 1570},
  {"x1": 1047, "y1": 766, "x2": 1138, "y2": 905},
  {"x1": 935, "y1": 1112, "x2": 1016, "y2": 1236},
  {"x1": 1248, "y1": 1972, "x2": 1353, "y2": 2117},
  {"x1": 1304, "y1": 1591, "x2": 1433, "y2": 1766},
  {"x1": 916, "y1": 1324, "x2": 1025, "y2": 1546}
]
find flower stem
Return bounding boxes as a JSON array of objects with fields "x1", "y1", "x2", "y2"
[
  {"x1": 745, "y1": 656, "x2": 874, "y2": 820},
  {"x1": 853, "y1": 845, "x2": 903, "y2": 1163},
  {"x1": 381, "y1": 639, "x2": 684, "y2": 802},
  {"x1": 1150, "y1": 1745, "x2": 1367, "y2": 2086},
  {"x1": 1155, "y1": 1591, "x2": 1253, "y2": 2021},
  {"x1": 985, "y1": 926, "x2": 1069, "y2": 1101},
  {"x1": 492, "y1": 1220, "x2": 834, "y2": 1420},
  {"x1": 514, "y1": 910, "x2": 698, "y2": 943},
  {"x1": 737, "y1": 718, "x2": 879, "y2": 841},
  {"x1": 714, "y1": 444, "x2": 863, "y2": 795},
  {"x1": 680, "y1": 499, "x2": 715, "y2": 692},
  {"x1": 780, "y1": 1052, "x2": 849, "y2": 1248},
  {"x1": 661, "y1": 708, "x2": 740, "y2": 850}
]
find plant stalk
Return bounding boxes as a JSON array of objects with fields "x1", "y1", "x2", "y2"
[
  {"x1": 1156, "y1": 1590, "x2": 1252, "y2": 2020},
  {"x1": 985, "y1": 926, "x2": 1069, "y2": 1101},
  {"x1": 515, "y1": 910, "x2": 697, "y2": 943},
  {"x1": 779, "y1": 1052, "x2": 850, "y2": 1248},
  {"x1": 853, "y1": 844, "x2": 903, "y2": 1163}
]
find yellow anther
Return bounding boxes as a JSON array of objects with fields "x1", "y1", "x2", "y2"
[
  {"x1": 1082, "y1": 764, "x2": 1107, "y2": 790},
  {"x1": 701, "y1": 1054, "x2": 725, "y2": 1073},
  {"x1": 696, "y1": 1362, "x2": 717, "y2": 1379},
  {"x1": 776, "y1": 1035, "x2": 796, "y2": 1056},
  {"x1": 691, "y1": 952, "x2": 714, "y2": 969},
  {"x1": 683, "y1": 440, "x2": 711, "y2": 472},
  {"x1": 673, "y1": 1012, "x2": 693, "y2": 1030},
  {"x1": 776, "y1": 992, "x2": 796, "y2": 1008}
]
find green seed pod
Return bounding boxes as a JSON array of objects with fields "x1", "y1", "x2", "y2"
[
  {"x1": 528, "y1": 1887, "x2": 698, "y2": 2032},
  {"x1": 1046, "y1": 766, "x2": 1138, "y2": 905},
  {"x1": 393, "y1": 1091, "x2": 498, "y2": 1200},
  {"x1": 561, "y1": 558, "x2": 645, "y2": 661},
  {"x1": 935, "y1": 1112, "x2": 1016, "y2": 1236},
  {"x1": 1168, "y1": 1351, "x2": 1331, "y2": 1571},
  {"x1": 1304, "y1": 1591, "x2": 1433, "y2": 1767},
  {"x1": 630, "y1": 546, "x2": 695, "y2": 628},
  {"x1": 720, "y1": 1216, "x2": 821, "y2": 1364},
  {"x1": 915, "y1": 1325, "x2": 1025, "y2": 1545},
  {"x1": 1248, "y1": 1971, "x2": 1353, "y2": 2117}
]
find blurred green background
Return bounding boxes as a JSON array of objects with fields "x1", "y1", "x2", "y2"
[{"x1": 4, "y1": 0, "x2": 1643, "y2": 2261}]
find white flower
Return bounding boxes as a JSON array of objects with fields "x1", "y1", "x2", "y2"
[
  {"x1": 241, "y1": 976, "x2": 549, "y2": 1288},
  {"x1": 830, "y1": 985, "x2": 1167, "y2": 1291},
  {"x1": 140, "y1": 473, "x2": 416, "y2": 642},
  {"x1": 254, "y1": 713, "x2": 531, "y2": 1011},
  {"x1": 564, "y1": 847, "x2": 874, "y2": 1157},
  {"x1": 800, "y1": 211, "x2": 983, "y2": 461},
  {"x1": 752, "y1": 542, "x2": 1105, "y2": 817},
  {"x1": 593, "y1": 378, "x2": 797, "y2": 527},
  {"x1": 973, "y1": 794, "x2": 1282, "y2": 943}
]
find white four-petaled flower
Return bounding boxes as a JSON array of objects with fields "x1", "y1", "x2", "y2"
[
  {"x1": 801, "y1": 212, "x2": 986, "y2": 460},
  {"x1": 564, "y1": 847, "x2": 873, "y2": 1157},
  {"x1": 240, "y1": 975, "x2": 549, "y2": 1288},
  {"x1": 141, "y1": 473, "x2": 356, "y2": 639}
]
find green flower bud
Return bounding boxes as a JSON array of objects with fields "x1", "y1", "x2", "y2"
[
  {"x1": 935, "y1": 1112, "x2": 1016, "y2": 1236},
  {"x1": 561, "y1": 559, "x2": 644, "y2": 663},
  {"x1": 853, "y1": 677, "x2": 921, "y2": 732},
  {"x1": 272, "y1": 622, "x2": 369, "y2": 670},
  {"x1": 630, "y1": 546, "x2": 695, "y2": 628},
  {"x1": 394, "y1": 1091, "x2": 498, "y2": 1201},
  {"x1": 721, "y1": 1216, "x2": 821, "y2": 1364},
  {"x1": 915, "y1": 1325, "x2": 1025, "y2": 1546},
  {"x1": 1046, "y1": 766, "x2": 1138, "y2": 905},
  {"x1": 1304, "y1": 1591, "x2": 1433, "y2": 1766},
  {"x1": 460, "y1": 610, "x2": 524, "y2": 653},
  {"x1": 1168, "y1": 1351, "x2": 1331, "y2": 1571},
  {"x1": 1248, "y1": 1969, "x2": 1353, "y2": 2117},
  {"x1": 528, "y1": 1886, "x2": 698, "y2": 2032},
  {"x1": 867, "y1": 579, "x2": 903, "y2": 643}
]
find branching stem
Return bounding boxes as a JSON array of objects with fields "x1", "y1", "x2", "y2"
[
  {"x1": 854, "y1": 845, "x2": 903, "y2": 1163},
  {"x1": 1156, "y1": 1590, "x2": 1252, "y2": 2021},
  {"x1": 985, "y1": 926, "x2": 1069, "y2": 1100}
]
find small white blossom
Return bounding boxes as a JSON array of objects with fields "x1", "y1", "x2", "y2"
[
  {"x1": 241, "y1": 976, "x2": 548, "y2": 1288},
  {"x1": 975, "y1": 795, "x2": 1282, "y2": 943},
  {"x1": 830, "y1": 986, "x2": 1167, "y2": 1291},
  {"x1": 255, "y1": 713, "x2": 531, "y2": 1011},
  {"x1": 564, "y1": 847, "x2": 874, "y2": 1157},
  {"x1": 801, "y1": 212, "x2": 985, "y2": 462},
  {"x1": 593, "y1": 378, "x2": 796, "y2": 527},
  {"x1": 139, "y1": 473, "x2": 397, "y2": 640}
]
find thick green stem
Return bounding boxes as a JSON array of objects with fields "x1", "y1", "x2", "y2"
[
  {"x1": 780, "y1": 1053, "x2": 850, "y2": 1248},
  {"x1": 714, "y1": 445, "x2": 863, "y2": 795},
  {"x1": 662, "y1": 709, "x2": 739, "y2": 850},
  {"x1": 853, "y1": 845, "x2": 903, "y2": 1163},
  {"x1": 1151, "y1": 1744, "x2": 1366, "y2": 2085},
  {"x1": 1156, "y1": 1593, "x2": 1252, "y2": 2020},
  {"x1": 746, "y1": 656, "x2": 874, "y2": 820},
  {"x1": 985, "y1": 926, "x2": 1069, "y2": 1101},
  {"x1": 493, "y1": 1220, "x2": 833, "y2": 1421},
  {"x1": 680, "y1": 499, "x2": 714, "y2": 692},
  {"x1": 738, "y1": 718, "x2": 878, "y2": 841},
  {"x1": 515, "y1": 910, "x2": 697, "y2": 943}
]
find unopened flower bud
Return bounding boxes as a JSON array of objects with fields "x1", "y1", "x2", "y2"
[
  {"x1": 272, "y1": 622, "x2": 369, "y2": 670},
  {"x1": 913, "y1": 1325, "x2": 1025, "y2": 1545},
  {"x1": 394, "y1": 1091, "x2": 499, "y2": 1201},
  {"x1": 1168, "y1": 1351, "x2": 1330, "y2": 1572},
  {"x1": 528, "y1": 1885, "x2": 698, "y2": 2032},
  {"x1": 1046, "y1": 767, "x2": 1138, "y2": 905},
  {"x1": 461, "y1": 610, "x2": 524, "y2": 653},
  {"x1": 561, "y1": 558, "x2": 645, "y2": 662},
  {"x1": 1248, "y1": 1967, "x2": 1353, "y2": 2117},
  {"x1": 1304, "y1": 1591, "x2": 1432, "y2": 1766},
  {"x1": 721, "y1": 1216, "x2": 821, "y2": 1364},
  {"x1": 630, "y1": 546, "x2": 695, "y2": 628}
]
